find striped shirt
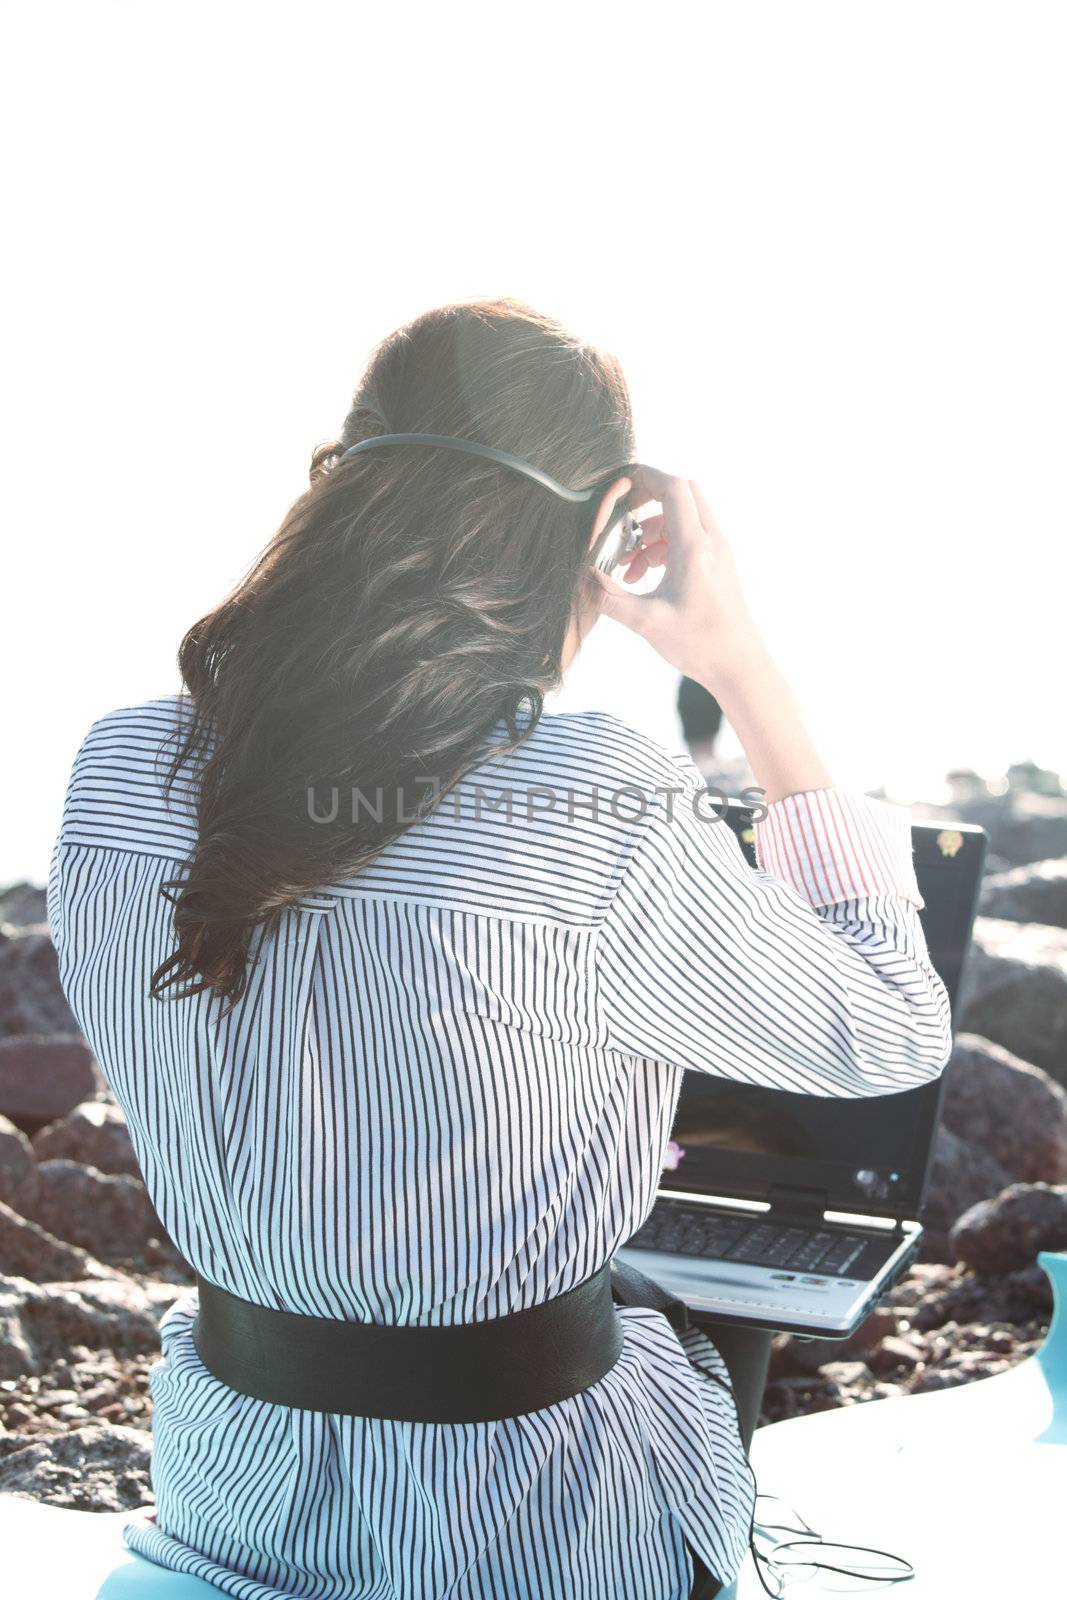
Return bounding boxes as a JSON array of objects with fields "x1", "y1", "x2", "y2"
[{"x1": 46, "y1": 693, "x2": 952, "y2": 1600}]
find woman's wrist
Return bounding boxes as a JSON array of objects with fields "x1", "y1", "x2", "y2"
[
  {"x1": 687, "y1": 613, "x2": 769, "y2": 699},
  {"x1": 691, "y1": 634, "x2": 835, "y2": 805},
  {"x1": 690, "y1": 627, "x2": 777, "y2": 708}
]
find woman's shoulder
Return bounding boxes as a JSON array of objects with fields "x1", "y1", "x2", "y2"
[
  {"x1": 75, "y1": 691, "x2": 194, "y2": 751},
  {"x1": 69, "y1": 689, "x2": 200, "y2": 796},
  {"x1": 58, "y1": 692, "x2": 200, "y2": 855}
]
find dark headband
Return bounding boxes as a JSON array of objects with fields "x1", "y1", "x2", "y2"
[{"x1": 338, "y1": 432, "x2": 631, "y2": 506}]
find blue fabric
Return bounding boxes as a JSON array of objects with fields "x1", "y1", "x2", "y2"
[
  {"x1": 96, "y1": 1551, "x2": 225, "y2": 1598},
  {"x1": 1036, "y1": 1249, "x2": 1067, "y2": 1437}
]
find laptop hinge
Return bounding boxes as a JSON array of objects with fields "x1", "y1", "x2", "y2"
[{"x1": 767, "y1": 1182, "x2": 829, "y2": 1220}]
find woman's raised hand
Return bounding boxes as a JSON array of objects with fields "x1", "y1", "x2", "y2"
[{"x1": 592, "y1": 467, "x2": 762, "y2": 691}]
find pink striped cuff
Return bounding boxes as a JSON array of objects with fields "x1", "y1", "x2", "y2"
[{"x1": 753, "y1": 788, "x2": 925, "y2": 909}]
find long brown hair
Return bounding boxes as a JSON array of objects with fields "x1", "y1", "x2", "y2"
[{"x1": 150, "y1": 297, "x2": 636, "y2": 1010}]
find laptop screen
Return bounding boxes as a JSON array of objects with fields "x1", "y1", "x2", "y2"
[{"x1": 664, "y1": 803, "x2": 987, "y2": 1220}]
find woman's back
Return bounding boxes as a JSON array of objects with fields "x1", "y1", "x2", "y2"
[{"x1": 52, "y1": 692, "x2": 781, "y2": 1598}]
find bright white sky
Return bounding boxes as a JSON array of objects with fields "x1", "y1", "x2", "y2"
[{"x1": 3, "y1": 1, "x2": 1065, "y2": 887}]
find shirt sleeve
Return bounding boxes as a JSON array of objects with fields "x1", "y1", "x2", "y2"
[
  {"x1": 46, "y1": 830, "x2": 66, "y2": 963},
  {"x1": 45, "y1": 712, "x2": 100, "y2": 968},
  {"x1": 593, "y1": 777, "x2": 953, "y2": 1097}
]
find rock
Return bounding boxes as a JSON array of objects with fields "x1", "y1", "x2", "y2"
[
  {"x1": 914, "y1": 792, "x2": 1067, "y2": 867},
  {"x1": 759, "y1": 1361, "x2": 911, "y2": 1422},
  {"x1": 763, "y1": 1374, "x2": 843, "y2": 1415},
  {"x1": 909, "y1": 1366, "x2": 975, "y2": 1393},
  {"x1": 33, "y1": 1101, "x2": 139, "y2": 1177},
  {"x1": 0, "y1": 1036, "x2": 106, "y2": 1134},
  {"x1": 816, "y1": 1359, "x2": 871, "y2": 1384},
  {"x1": 0, "y1": 1274, "x2": 162, "y2": 1378},
  {"x1": 848, "y1": 1306, "x2": 899, "y2": 1350},
  {"x1": 950, "y1": 1183, "x2": 1067, "y2": 1274},
  {"x1": 0, "y1": 1345, "x2": 159, "y2": 1439},
  {"x1": 882, "y1": 1261, "x2": 955, "y2": 1311},
  {"x1": 27, "y1": 1161, "x2": 158, "y2": 1262},
  {"x1": 956, "y1": 918, "x2": 1067, "y2": 1085},
  {"x1": 0, "y1": 1282, "x2": 39, "y2": 1378},
  {"x1": 917, "y1": 1125, "x2": 1012, "y2": 1263},
  {"x1": 1003, "y1": 762, "x2": 1065, "y2": 798},
  {"x1": 0, "y1": 1422, "x2": 151, "y2": 1509},
  {"x1": 38, "y1": 1389, "x2": 79, "y2": 1412},
  {"x1": 979, "y1": 857, "x2": 1067, "y2": 928},
  {"x1": 769, "y1": 1306, "x2": 898, "y2": 1377},
  {"x1": 908, "y1": 1343, "x2": 1017, "y2": 1392},
  {"x1": 0, "y1": 1200, "x2": 117, "y2": 1283},
  {"x1": 993, "y1": 794, "x2": 1067, "y2": 866},
  {"x1": 867, "y1": 1334, "x2": 924, "y2": 1374},
  {"x1": 909, "y1": 1262, "x2": 1054, "y2": 1330},
  {"x1": 0, "y1": 931, "x2": 80, "y2": 1040},
  {"x1": 981, "y1": 853, "x2": 1013, "y2": 878},
  {"x1": 941, "y1": 1034, "x2": 1067, "y2": 1183},
  {"x1": 0, "y1": 1114, "x2": 39, "y2": 1212},
  {"x1": 0, "y1": 883, "x2": 47, "y2": 931},
  {"x1": 858, "y1": 1288, "x2": 1051, "y2": 1394}
]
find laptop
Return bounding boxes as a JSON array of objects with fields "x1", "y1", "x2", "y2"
[{"x1": 614, "y1": 798, "x2": 987, "y2": 1338}]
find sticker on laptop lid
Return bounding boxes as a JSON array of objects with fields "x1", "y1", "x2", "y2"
[
  {"x1": 662, "y1": 1139, "x2": 686, "y2": 1172},
  {"x1": 936, "y1": 829, "x2": 964, "y2": 858}
]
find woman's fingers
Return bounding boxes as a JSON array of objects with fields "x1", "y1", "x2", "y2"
[
  {"x1": 590, "y1": 467, "x2": 759, "y2": 682},
  {"x1": 590, "y1": 563, "x2": 648, "y2": 617},
  {"x1": 591, "y1": 467, "x2": 715, "y2": 620},
  {"x1": 624, "y1": 462, "x2": 671, "y2": 504},
  {"x1": 614, "y1": 520, "x2": 668, "y2": 582},
  {"x1": 593, "y1": 476, "x2": 703, "y2": 607},
  {"x1": 634, "y1": 470, "x2": 708, "y2": 563},
  {"x1": 633, "y1": 510, "x2": 666, "y2": 542},
  {"x1": 618, "y1": 550, "x2": 652, "y2": 583},
  {"x1": 619, "y1": 539, "x2": 667, "y2": 580},
  {"x1": 633, "y1": 534, "x2": 668, "y2": 566}
]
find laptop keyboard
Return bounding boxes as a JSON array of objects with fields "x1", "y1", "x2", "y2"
[{"x1": 627, "y1": 1205, "x2": 868, "y2": 1276}]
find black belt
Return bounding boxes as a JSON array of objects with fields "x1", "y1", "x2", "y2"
[{"x1": 191, "y1": 1256, "x2": 691, "y2": 1424}]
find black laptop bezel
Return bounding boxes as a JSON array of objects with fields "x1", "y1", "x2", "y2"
[{"x1": 661, "y1": 798, "x2": 987, "y2": 1224}]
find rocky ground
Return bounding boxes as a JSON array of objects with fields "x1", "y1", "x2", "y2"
[{"x1": 2, "y1": 765, "x2": 1067, "y2": 1508}]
